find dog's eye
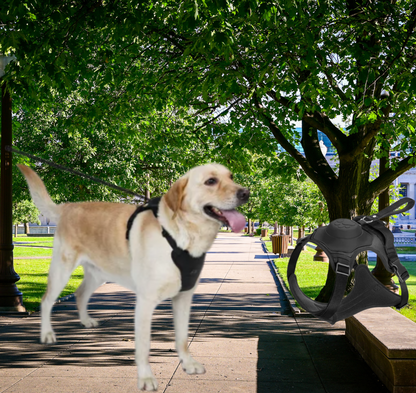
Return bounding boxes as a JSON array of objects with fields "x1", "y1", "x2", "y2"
[
  {"x1": 205, "y1": 178, "x2": 218, "y2": 186},
  {"x1": 230, "y1": 174, "x2": 234, "y2": 180}
]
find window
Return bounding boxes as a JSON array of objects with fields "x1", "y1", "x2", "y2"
[{"x1": 400, "y1": 184, "x2": 408, "y2": 197}]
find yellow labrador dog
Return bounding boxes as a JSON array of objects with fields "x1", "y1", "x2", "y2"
[{"x1": 18, "y1": 163, "x2": 249, "y2": 391}]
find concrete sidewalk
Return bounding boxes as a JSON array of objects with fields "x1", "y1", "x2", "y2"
[{"x1": 0, "y1": 233, "x2": 389, "y2": 393}]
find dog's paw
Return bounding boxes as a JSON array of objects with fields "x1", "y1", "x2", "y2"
[
  {"x1": 41, "y1": 331, "x2": 56, "y2": 344},
  {"x1": 81, "y1": 317, "x2": 99, "y2": 328},
  {"x1": 138, "y1": 376, "x2": 158, "y2": 391},
  {"x1": 182, "y1": 358, "x2": 206, "y2": 375}
]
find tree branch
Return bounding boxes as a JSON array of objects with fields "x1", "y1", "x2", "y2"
[
  {"x1": 254, "y1": 96, "x2": 324, "y2": 185},
  {"x1": 301, "y1": 120, "x2": 338, "y2": 190},
  {"x1": 368, "y1": 154, "x2": 416, "y2": 199},
  {"x1": 265, "y1": 88, "x2": 348, "y2": 153}
]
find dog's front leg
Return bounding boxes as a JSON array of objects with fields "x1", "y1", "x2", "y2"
[
  {"x1": 135, "y1": 298, "x2": 158, "y2": 391},
  {"x1": 172, "y1": 290, "x2": 206, "y2": 375}
]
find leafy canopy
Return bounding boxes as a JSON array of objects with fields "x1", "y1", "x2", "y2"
[{"x1": 2, "y1": 0, "x2": 416, "y2": 219}]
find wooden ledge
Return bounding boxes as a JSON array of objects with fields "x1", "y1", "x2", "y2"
[{"x1": 346, "y1": 307, "x2": 416, "y2": 393}]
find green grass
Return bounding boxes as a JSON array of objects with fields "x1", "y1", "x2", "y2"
[
  {"x1": 396, "y1": 246, "x2": 416, "y2": 253},
  {"x1": 14, "y1": 246, "x2": 53, "y2": 258},
  {"x1": 13, "y1": 234, "x2": 54, "y2": 242},
  {"x1": 265, "y1": 240, "x2": 416, "y2": 323},
  {"x1": 11, "y1": 235, "x2": 83, "y2": 313},
  {"x1": 15, "y1": 259, "x2": 84, "y2": 312}
]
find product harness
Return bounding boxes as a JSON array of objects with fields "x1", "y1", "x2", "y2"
[
  {"x1": 126, "y1": 197, "x2": 205, "y2": 292},
  {"x1": 287, "y1": 198, "x2": 415, "y2": 324}
]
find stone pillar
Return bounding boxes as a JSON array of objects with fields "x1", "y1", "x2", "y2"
[{"x1": 408, "y1": 183, "x2": 415, "y2": 221}]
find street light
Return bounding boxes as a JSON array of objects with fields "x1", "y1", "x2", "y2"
[{"x1": 0, "y1": 54, "x2": 26, "y2": 313}]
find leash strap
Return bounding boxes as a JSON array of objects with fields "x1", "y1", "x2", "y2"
[{"x1": 8, "y1": 145, "x2": 147, "y2": 200}]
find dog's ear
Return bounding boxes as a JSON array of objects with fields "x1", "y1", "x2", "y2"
[{"x1": 164, "y1": 176, "x2": 188, "y2": 215}]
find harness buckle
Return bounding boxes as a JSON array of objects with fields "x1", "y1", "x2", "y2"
[
  {"x1": 391, "y1": 264, "x2": 409, "y2": 283},
  {"x1": 359, "y1": 216, "x2": 375, "y2": 224},
  {"x1": 336, "y1": 262, "x2": 351, "y2": 276}
]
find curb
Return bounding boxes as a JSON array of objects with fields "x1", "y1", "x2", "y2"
[{"x1": 260, "y1": 238, "x2": 301, "y2": 315}]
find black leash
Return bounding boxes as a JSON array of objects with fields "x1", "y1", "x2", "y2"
[{"x1": 6, "y1": 145, "x2": 148, "y2": 201}]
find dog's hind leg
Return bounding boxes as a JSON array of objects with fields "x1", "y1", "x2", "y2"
[
  {"x1": 41, "y1": 251, "x2": 75, "y2": 344},
  {"x1": 172, "y1": 290, "x2": 206, "y2": 375},
  {"x1": 76, "y1": 263, "x2": 105, "y2": 328},
  {"x1": 135, "y1": 298, "x2": 158, "y2": 391}
]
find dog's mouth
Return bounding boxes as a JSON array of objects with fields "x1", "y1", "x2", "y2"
[{"x1": 203, "y1": 206, "x2": 246, "y2": 233}]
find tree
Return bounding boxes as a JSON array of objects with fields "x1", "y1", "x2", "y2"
[
  {"x1": 2, "y1": 1, "x2": 416, "y2": 300},
  {"x1": 12, "y1": 200, "x2": 40, "y2": 236},
  {"x1": 4, "y1": 0, "x2": 415, "y2": 217},
  {"x1": 12, "y1": 93, "x2": 205, "y2": 203},
  {"x1": 258, "y1": 176, "x2": 329, "y2": 229}
]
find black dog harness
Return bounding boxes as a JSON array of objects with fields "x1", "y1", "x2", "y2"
[
  {"x1": 287, "y1": 198, "x2": 415, "y2": 324},
  {"x1": 126, "y1": 197, "x2": 205, "y2": 292}
]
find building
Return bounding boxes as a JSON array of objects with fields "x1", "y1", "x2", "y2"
[{"x1": 393, "y1": 167, "x2": 416, "y2": 228}]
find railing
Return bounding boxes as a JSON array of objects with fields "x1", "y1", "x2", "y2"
[
  {"x1": 394, "y1": 236, "x2": 416, "y2": 246},
  {"x1": 13, "y1": 226, "x2": 56, "y2": 235}
]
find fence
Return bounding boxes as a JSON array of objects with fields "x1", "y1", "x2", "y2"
[
  {"x1": 393, "y1": 236, "x2": 416, "y2": 246},
  {"x1": 13, "y1": 226, "x2": 56, "y2": 236}
]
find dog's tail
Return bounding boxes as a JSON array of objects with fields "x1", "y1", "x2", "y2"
[{"x1": 17, "y1": 164, "x2": 61, "y2": 222}]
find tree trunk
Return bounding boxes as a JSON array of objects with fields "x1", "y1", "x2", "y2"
[
  {"x1": 315, "y1": 150, "x2": 375, "y2": 302},
  {"x1": 24, "y1": 223, "x2": 30, "y2": 235}
]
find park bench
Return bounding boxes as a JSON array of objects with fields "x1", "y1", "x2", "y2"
[{"x1": 345, "y1": 307, "x2": 416, "y2": 393}]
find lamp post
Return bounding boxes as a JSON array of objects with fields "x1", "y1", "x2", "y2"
[{"x1": 0, "y1": 54, "x2": 26, "y2": 313}]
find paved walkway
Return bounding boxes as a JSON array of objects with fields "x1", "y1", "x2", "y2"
[{"x1": 0, "y1": 233, "x2": 388, "y2": 393}]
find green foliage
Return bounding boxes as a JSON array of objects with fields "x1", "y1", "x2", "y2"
[
  {"x1": 2, "y1": 0, "x2": 416, "y2": 220},
  {"x1": 235, "y1": 159, "x2": 328, "y2": 226},
  {"x1": 260, "y1": 176, "x2": 329, "y2": 227},
  {"x1": 13, "y1": 200, "x2": 40, "y2": 225}
]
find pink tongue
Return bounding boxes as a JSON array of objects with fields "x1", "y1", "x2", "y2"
[{"x1": 222, "y1": 210, "x2": 246, "y2": 233}]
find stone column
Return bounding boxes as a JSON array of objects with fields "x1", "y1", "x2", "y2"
[{"x1": 408, "y1": 183, "x2": 415, "y2": 223}]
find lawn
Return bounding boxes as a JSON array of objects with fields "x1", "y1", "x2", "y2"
[
  {"x1": 15, "y1": 259, "x2": 84, "y2": 312},
  {"x1": 12, "y1": 235, "x2": 84, "y2": 312},
  {"x1": 264, "y1": 240, "x2": 416, "y2": 323},
  {"x1": 14, "y1": 246, "x2": 53, "y2": 258}
]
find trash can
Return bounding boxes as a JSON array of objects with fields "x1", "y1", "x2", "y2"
[
  {"x1": 271, "y1": 234, "x2": 289, "y2": 256},
  {"x1": 261, "y1": 228, "x2": 268, "y2": 237}
]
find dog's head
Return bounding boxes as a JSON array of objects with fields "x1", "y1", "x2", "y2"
[{"x1": 164, "y1": 164, "x2": 249, "y2": 232}]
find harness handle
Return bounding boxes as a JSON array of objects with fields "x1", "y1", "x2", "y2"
[{"x1": 372, "y1": 197, "x2": 414, "y2": 220}]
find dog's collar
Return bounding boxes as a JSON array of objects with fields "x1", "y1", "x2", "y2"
[{"x1": 126, "y1": 197, "x2": 205, "y2": 292}]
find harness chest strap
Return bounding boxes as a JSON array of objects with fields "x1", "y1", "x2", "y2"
[
  {"x1": 287, "y1": 236, "x2": 350, "y2": 321},
  {"x1": 125, "y1": 197, "x2": 205, "y2": 292}
]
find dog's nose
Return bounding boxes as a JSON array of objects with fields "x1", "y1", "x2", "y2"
[{"x1": 237, "y1": 188, "x2": 250, "y2": 203}]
